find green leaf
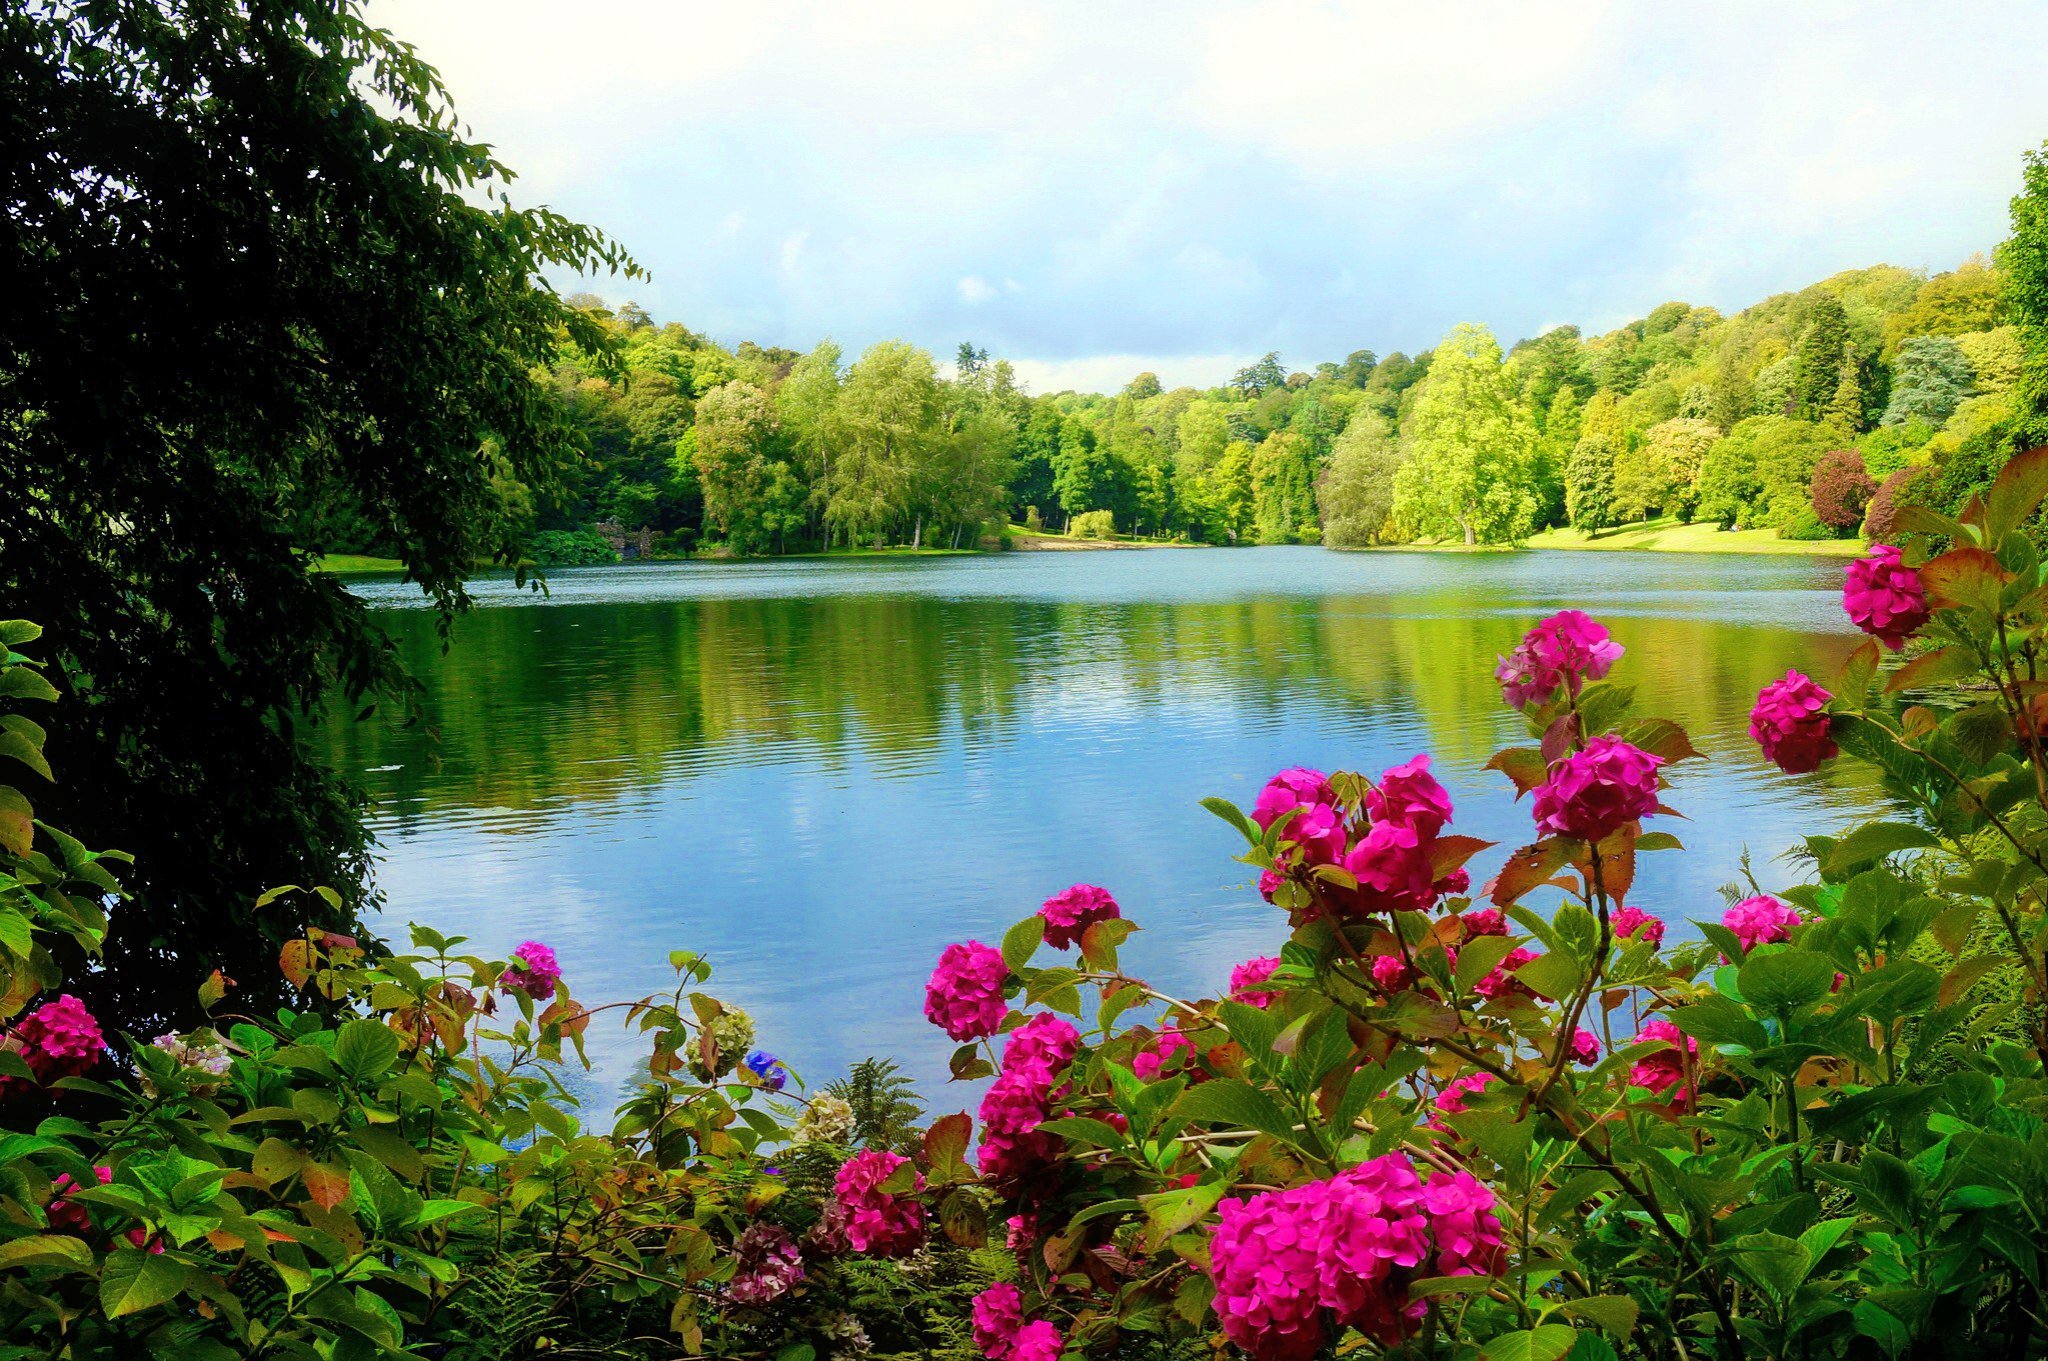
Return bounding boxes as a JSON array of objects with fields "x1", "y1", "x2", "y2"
[
  {"x1": 1170, "y1": 1079, "x2": 1304, "y2": 1151},
  {"x1": 410, "y1": 1199, "x2": 484, "y2": 1228},
  {"x1": 1139, "y1": 1179, "x2": 1227, "y2": 1248},
  {"x1": 1738, "y1": 950, "x2": 1837, "y2": 1016},
  {"x1": 999, "y1": 916, "x2": 1043, "y2": 972},
  {"x1": 1515, "y1": 950, "x2": 1583, "y2": 1001},
  {"x1": 1454, "y1": 936, "x2": 1521, "y2": 992},
  {"x1": 99, "y1": 1248, "x2": 186, "y2": 1318},
  {"x1": 1199, "y1": 796, "x2": 1258, "y2": 845},
  {"x1": 1562, "y1": 1295, "x2": 1639, "y2": 1341},
  {"x1": 1672, "y1": 996, "x2": 1769, "y2": 1051},
  {"x1": 1481, "y1": 1324, "x2": 1578, "y2": 1361},
  {"x1": 1730, "y1": 1231, "x2": 1812, "y2": 1301},
  {"x1": 332, "y1": 1019, "x2": 401, "y2": 1082},
  {"x1": 0, "y1": 1234, "x2": 94, "y2": 1270},
  {"x1": 1824, "y1": 822, "x2": 1939, "y2": 875}
]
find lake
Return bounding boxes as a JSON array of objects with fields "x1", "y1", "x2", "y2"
[{"x1": 333, "y1": 546, "x2": 1880, "y2": 1108}]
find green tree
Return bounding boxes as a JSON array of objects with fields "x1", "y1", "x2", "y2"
[
  {"x1": 1532, "y1": 386, "x2": 1583, "y2": 527},
  {"x1": 1564, "y1": 433, "x2": 1619, "y2": 532},
  {"x1": 1882, "y1": 336, "x2": 1973, "y2": 427},
  {"x1": 1316, "y1": 412, "x2": 1403, "y2": 546},
  {"x1": 692, "y1": 382, "x2": 785, "y2": 553},
  {"x1": 1390, "y1": 324, "x2": 1540, "y2": 544},
  {"x1": 2006, "y1": 143, "x2": 2048, "y2": 447},
  {"x1": 1231, "y1": 352, "x2": 1287, "y2": 397},
  {"x1": 775, "y1": 340, "x2": 843, "y2": 532},
  {"x1": 825, "y1": 341, "x2": 938, "y2": 546},
  {"x1": 1250, "y1": 432, "x2": 1319, "y2": 543},
  {"x1": 1792, "y1": 295, "x2": 1850, "y2": 418},
  {"x1": 0, "y1": 0, "x2": 636, "y2": 1029},
  {"x1": 1634, "y1": 418, "x2": 1721, "y2": 520}
]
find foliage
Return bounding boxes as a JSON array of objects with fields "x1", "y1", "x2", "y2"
[
  {"x1": 826, "y1": 1058, "x2": 928, "y2": 1152},
  {"x1": 1315, "y1": 413, "x2": 1402, "y2": 547},
  {"x1": 1392, "y1": 325, "x2": 1541, "y2": 544},
  {"x1": 1810, "y1": 449, "x2": 1878, "y2": 531},
  {"x1": 527, "y1": 529, "x2": 620, "y2": 568},
  {"x1": 1565, "y1": 433, "x2": 1619, "y2": 531},
  {"x1": 1067, "y1": 510, "x2": 1117, "y2": 541},
  {"x1": 1883, "y1": 336, "x2": 1974, "y2": 427},
  {"x1": 1863, "y1": 466, "x2": 1927, "y2": 543}
]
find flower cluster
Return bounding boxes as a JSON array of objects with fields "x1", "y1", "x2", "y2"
[
  {"x1": 970, "y1": 1284, "x2": 1064, "y2": 1361},
  {"x1": 727, "y1": 1223, "x2": 805, "y2": 1305},
  {"x1": 832, "y1": 1149, "x2": 926, "y2": 1256},
  {"x1": 1228, "y1": 956, "x2": 1281, "y2": 1008},
  {"x1": 1038, "y1": 883, "x2": 1119, "y2": 950},
  {"x1": 151, "y1": 1031, "x2": 232, "y2": 1076},
  {"x1": 924, "y1": 940, "x2": 1009, "y2": 1041},
  {"x1": 1496, "y1": 610, "x2": 1624, "y2": 708},
  {"x1": 500, "y1": 941, "x2": 562, "y2": 1000},
  {"x1": 1132, "y1": 1023, "x2": 1194, "y2": 1080},
  {"x1": 1723, "y1": 895, "x2": 1802, "y2": 953},
  {"x1": 1251, "y1": 767, "x2": 1348, "y2": 874},
  {"x1": 1751, "y1": 670, "x2": 1837, "y2": 774},
  {"x1": 978, "y1": 1014, "x2": 1080, "y2": 1182},
  {"x1": 1207, "y1": 1154, "x2": 1504, "y2": 1360},
  {"x1": 1, "y1": 994, "x2": 105, "y2": 1093},
  {"x1": 1531, "y1": 734, "x2": 1664, "y2": 844},
  {"x1": 1611, "y1": 904, "x2": 1666, "y2": 947},
  {"x1": 794, "y1": 1092, "x2": 854, "y2": 1145},
  {"x1": 1843, "y1": 544, "x2": 1931, "y2": 650},
  {"x1": 743, "y1": 1049, "x2": 788, "y2": 1091},
  {"x1": 1628, "y1": 1018, "x2": 1698, "y2": 1104}
]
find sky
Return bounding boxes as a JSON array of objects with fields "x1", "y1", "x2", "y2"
[{"x1": 367, "y1": 0, "x2": 2048, "y2": 392}]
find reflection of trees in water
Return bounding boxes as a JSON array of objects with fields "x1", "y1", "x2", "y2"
[{"x1": 323, "y1": 594, "x2": 1871, "y2": 819}]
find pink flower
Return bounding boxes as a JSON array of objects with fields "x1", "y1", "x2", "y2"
[
  {"x1": 972, "y1": 1283, "x2": 1025, "y2": 1357},
  {"x1": 1531, "y1": 736, "x2": 1663, "y2": 844},
  {"x1": 1229, "y1": 956, "x2": 1282, "y2": 1008},
  {"x1": 1252, "y1": 768, "x2": 1336, "y2": 830},
  {"x1": 833, "y1": 1149, "x2": 926, "y2": 1256},
  {"x1": 1751, "y1": 670, "x2": 1837, "y2": 773},
  {"x1": 1252, "y1": 769, "x2": 1348, "y2": 868},
  {"x1": 1473, "y1": 947, "x2": 1541, "y2": 1001},
  {"x1": 728, "y1": 1223, "x2": 805, "y2": 1305},
  {"x1": 1498, "y1": 611, "x2": 1623, "y2": 708},
  {"x1": 1367, "y1": 755, "x2": 1453, "y2": 840},
  {"x1": 500, "y1": 942, "x2": 562, "y2": 1000},
  {"x1": 1628, "y1": 1018, "x2": 1698, "y2": 1104},
  {"x1": 1723, "y1": 895, "x2": 1801, "y2": 953},
  {"x1": 2, "y1": 994, "x2": 106, "y2": 1092},
  {"x1": 977, "y1": 1129, "x2": 1060, "y2": 1182},
  {"x1": 1569, "y1": 1028, "x2": 1601, "y2": 1065},
  {"x1": 1039, "y1": 883, "x2": 1120, "y2": 950},
  {"x1": 1370, "y1": 954, "x2": 1412, "y2": 991},
  {"x1": 980, "y1": 1068, "x2": 1054, "y2": 1137},
  {"x1": 1844, "y1": 544, "x2": 1931, "y2": 650},
  {"x1": 1257, "y1": 866, "x2": 1287, "y2": 900},
  {"x1": 1432, "y1": 1072, "x2": 1495, "y2": 1121},
  {"x1": 1132, "y1": 1026, "x2": 1194, "y2": 1081},
  {"x1": 1002, "y1": 1013, "x2": 1081, "y2": 1079},
  {"x1": 1342, "y1": 821, "x2": 1438, "y2": 914},
  {"x1": 924, "y1": 941, "x2": 1010, "y2": 1041},
  {"x1": 1005, "y1": 1213, "x2": 1036, "y2": 1251},
  {"x1": 46, "y1": 1166, "x2": 112, "y2": 1234},
  {"x1": 1010, "y1": 1320, "x2": 1064, "y2": 1361},
  {"x1": 1460, "y1": 908, "x2": 1508, "y2": 938},
  {"x1": 1611, "y1": 905, "x2": 1665, "y2": 947},
  {"x1": 1208, "y1": 1154, "x2": 1503, "y2": 1360}
]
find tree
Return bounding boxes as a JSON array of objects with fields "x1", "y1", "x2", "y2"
[
  {"x1": 0, "y1": 0, "x2": 636, "y2": 1030},
  {"x1": 1882, "y1": 336, "x2": 1972, "y2": 427},
  {"x1": 1809, "y1": 449, "x2": 1876, "y2": 531},
  {"x1": 1123, "y1": 371, "x2": 1163, "y2": 400},
  {"x1": 775, "y1": 340, "x2": 843, "y2": 531},
  {"x1": 1636, "y1": 418, "x2": 1721, "y2": 520},
  {"x1": 1250, "y1": 432, "x2": 1318, "y2": 544},
  {"x1": 2007, "y1": 142, "x2": 2048, "y2": 448},
  {"x1": 1390, "y1": 324, "x2": 1540, "y2": 544},
  {"x1": 1792, "y1": 295, "x2": 1850, "y2": 418},
  {"x1": 693, "y1": 382, "x2": 784, "y2": 553},
  {"x1": 1231, "y1": 352, "x2": 1287, "y2": 397},
  {"x1": 1565, "y1": 433, "x2": 1618, "y2": 532},
  {"x1": 1531, "y1": 387, "x2": 1582, "y2": 527},
  {"x1": 826, "y1": 341, "x2": 938, "y2": 546},
  {"x1": 1316, "y1": 412, "x2": 1402, "y2": 546}
]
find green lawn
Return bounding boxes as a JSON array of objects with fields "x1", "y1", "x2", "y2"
[
  {"x1": 1522, "y1": 517, "x2": 1866, "y2": 557},
  {"x1": 313, "y1": 553, "x2": 408, "y2": 574}
]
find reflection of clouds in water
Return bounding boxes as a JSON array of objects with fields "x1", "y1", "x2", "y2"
[{"x1": 352, "y1": 549, "x2": 1884, "y2": 1109}]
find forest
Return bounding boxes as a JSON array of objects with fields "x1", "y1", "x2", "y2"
[{"x1": 308, "y1": 250, "x2": 2034, "y2": 563}]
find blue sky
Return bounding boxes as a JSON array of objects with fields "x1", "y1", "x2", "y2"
[{"x1": 371, "y1": 0, "x2": 2048, "y2": 392}]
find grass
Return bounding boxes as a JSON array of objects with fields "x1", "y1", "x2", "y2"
[
  {"x1": 1522, "y1": 516, "x2": 1866, "y2": 556},
  {"x1": 1006, "y1": 523, "x2": 1204, "y2": 548},
  {"x1": 314, "y1": 553, "x2": 408, "y2": 574}
]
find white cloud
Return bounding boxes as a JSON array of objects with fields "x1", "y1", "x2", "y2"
[
  {"x1": 958, "y1": 275, "x2": 998, "y2": 304},
  {"x1": 1008, "y1": 354, "x2": 1256, "y2": 395}
]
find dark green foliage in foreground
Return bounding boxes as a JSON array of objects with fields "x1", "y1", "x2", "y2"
[{"x1": 0, "y1": 0, "x2": 635, "y2": 1032}]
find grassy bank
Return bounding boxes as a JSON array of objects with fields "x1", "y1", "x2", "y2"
[
  {"x1": 314, "y1": 553, "x2": 408, "y2": 574},
  {"x1": 1006, "y1": 523, "x2": 1207, "y2": 550},
  {"x1": 1522, "y1": 517, "x2": 1866, "y2": 556}
]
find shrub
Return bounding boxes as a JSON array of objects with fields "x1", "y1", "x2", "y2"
[
  {"x1": 1863, "y1": 464, "x2": 1929, "y2": 543},
  {"x1": 1810, "y1": 448, "x2": 1877, "y2": 530},
  {"x1": 1068, "y1": 510, "x2": 1116, "y2": 540},
  {"x1": 528, "y1": 527, "x2": 620, "y2": 566}
]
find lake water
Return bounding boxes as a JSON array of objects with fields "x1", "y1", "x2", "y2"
[{"x1": 334, "y1": 547, "x2": 1880, "y2": 1107}]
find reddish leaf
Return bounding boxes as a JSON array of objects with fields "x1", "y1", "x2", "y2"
[
  {"x1": 301, "y1": 1159, "x2": 351, "y2": 1212},
  {"x1": 1486, "y1": 840, "x2": 1571, "y2": 906},
  {"x1": 922, "y1": 1112, "x2": 974, "y2": 1185},
  {"x1": 1919, "y1": 547, "x2": 2010, "y2": 614},
  {"x1": 1484, "y1": 747, "x2": 1548, "y2": 798},
  {"x1": 1427, "y1": 835, "x2": 1496, "y2": 879},
  {"x1": 1540, "y1": 712, "x2": 1579, "y2": 767},
  {"x1": 1986, "y1": 444, "x2": 2048, "y2": 541},
  {"x1": 278, "y1": 939, "x2": 312, "y2": 989}
]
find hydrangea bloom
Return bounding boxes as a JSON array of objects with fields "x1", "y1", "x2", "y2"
[
  {"x1": 1251, "y1": 768, "x2": 1348, "y2": 868},
  {"x1": 1498, "y1": 610, "x2": 1623, "y2": 707},
  {"x1": 151, "y1": 1031, "x2": 232, "y2": 1076},
  {"x1": 971, "y1": 1283, "x2": 1025, "y2": 1357},
  {"x1": 1251, "y1": 767, "x2": 1336, "y2": 829},
  {"x1": 1751, "y1": 670, "x2": 1837, "y2": 773},
  {"x1": 1531, "y1": 736, "x2": 1663, "y2": 844},
  {"x1": 795, "y1": 1092, "x2": 854, "y2": 1145},
  {"x1": 1432, "y1": 1071, "x2": 1495, "y2": 1120},
  {"x1": 1460, "y1": 907, "x2": 1507, "y2": 937},
  {"x1": 1132, "y1": 1026, "x2": 1194, "y2": 1081},
  {"x1": 1010, "y1": 1320, "x2": 1064, "y2": 1361},
  {"x1": 1569, "y1": 1028, "x2": 1601, "y2": 1065},
  {"x1": 1369, "y1": 954, "x2": 1413, "y2": 991},
  {"x1": 1843, "y1": 544, "x2": 1931, "y2": 650},
  {"x1": 743, "y1": 1049, "x2": 788, "y2": 1091},
  {"x1": 1610, "y1": 905, "x2": 1666, "y2": 947},
  {"x1": 833, "y1": 1149, "x2": 926, "y2": 1256},
  {"x1": 501, "y1": 942, "x2": 562, "y2": 1000},
  {"x1": 45, "y1": 1166, "x2": 111, "y2": 1234},
  {"x1": 1038, "y1": 883, "x2": 1120, "y2": 950},
  {"x1": 1005, "y1": 1212, "x2": 1036, "y2": 1251},
  {"x1": 1723, "y1": 895, "x2": 1802, "y2": 953},
  {"x1": 1628, "y1": 1018, "x2": 1698, "y2": 1103},
  {"x1": 1473, "y1": 947, "x2": 1540, "y2": 1001},
  {"x1": 924, "y1": 941, "x2": 1009, "y2": 1041},
  {"x1": 1229, "y1": 956, "x2": 1282, "y2": 1008},
  {"x1": 2, "y1": 994, "x2": 105, "y2": 1091},
  {"x1": 1342, "y1": 821, "x2": 1438, "y2": 914},
  {"x1": 1001, "y1": 1013, "x2": 1081, "y2": 1078},
  {"x1": 728, "y1": 1223, "x2": 805, "y2": 1305},
  {"x1": 1366, "y1": 754, "x2": 1453, "y2": 839},
  {"x1": 1207, "y1": 1153, "x2": 1503, "y2": 1359}
]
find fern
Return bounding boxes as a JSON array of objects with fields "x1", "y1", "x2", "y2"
[{"x1": 827, "y1": 1056, "x2": 926, "y2": 1151}]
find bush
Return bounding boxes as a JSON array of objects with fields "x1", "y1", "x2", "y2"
[
  {"x1": 1068, "y1": 509, "x2": 1116, "y2": 540},
  {"x1": 1810, "y1": 448, "x2": 1877, "y2": 530},
  {"x1": 1862, "y1": 465, "x2": 1927, "y2": 543},
  {"x1": 1780, "y1": 505, "x2": 1835, "y2": 539},
  {"x1": 528, "y1": 528, "x2": 620, "y2": 566}
]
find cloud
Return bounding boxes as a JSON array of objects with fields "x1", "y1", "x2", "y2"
[
  {"x1": 1008, "y1": 354, "x2": 1257, "y2": 395},
  {"x1": 366, "y1": 0, "x2": 2048, "y2": 391}
]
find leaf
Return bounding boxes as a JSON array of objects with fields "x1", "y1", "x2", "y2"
[
  {"x1": 1918, "y1": 546, "x2": 2009, "y2": 614},
  {"x1": 1622, "y1": 717, "x2": 1703, "y2": 764},
  {"x1": 1454, "y1": 936, "x2": 1521, "y2": 992},
  {"x1": 1885, "y1": 644, "x2": 1981, "y2": 694},
  {"x1": 1485, "y1": 747, "x2": 1548, "y2": 798},
  {"x1": 1000, "y1": 916, "x2": 1043, "y2": 972},
  {"x1": 99, "y1": 1248, "x2": 185, "y2": 1318},
  {"x1": 1835, "y1": 639, "x2": 1881, "y2": 702},
  {"x1": 1514, "y1": 950, "x2": 1583, "y2": 1002},
  {"x1": 1170, "y1": 1079, "x2": 1305, "y2": 1150},
  {"x1": 1824, "y1": 822, "x2": 1938, "y2": 875},
  {"x1": 1985, "y1": 444, "x2": 2048, "y2": 541},
  {"x1": 302, "y1": 1159, "x2": 352, "y2": 1211},
  {"x1": 1562, "y1": 1295, "x2": 1639, "y2": 1341},
  {"x1": 1140, "y1": 1179, "x2": 1227, "y2": 1249},
  {"x1": 921, "y1": 1112, "x2": 974, "y2": 1184},
  {"x1": 1200, "y1": 797, "x2": 1259, "y2": 845},
  {"x1": 410, "y1": 1200, "x2": 483, "y2": 1228},
  {"x1": 333, "y1": 1018, "x2": 401, "y2": 1082},
  {"x1": 1488, "y1": 839, "x2": 1571, "y2": 906},
  {"x1": 1738, "y1": 950, "x2": 1837, "y2": 1016},
  {"x1": 1481, "y1": 1325, "x2": 1578, "y2": 1361},
  {"x1": 1672, "y1": 996, "x2": 1769, "y2": 1050},
  {"x1": 0, "y1": 1234, "x2": 94, "y2": 1270}
]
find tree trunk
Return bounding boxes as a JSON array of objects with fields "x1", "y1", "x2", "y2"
[
  {"x1": 1462, "y1": 520, "x2": 1476, "y2": 546},
  {"x1": 912, "y1": 515, "x2": 923, "y2": 550}
]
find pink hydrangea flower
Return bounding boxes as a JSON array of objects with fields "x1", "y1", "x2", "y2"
[
  {"x1": 1208, "y1": 1154, "x2": 1503, "y2": 1359},
  {"x1": 1230, "y1": 956, "x2": 1282, "y2": 1008},
  {"x1": 1460, "y1": 908, "x2": 1507, "y2": 938},
  {"x1": 1342, "y1": 821, "x2": 1438, "y2": 914},
  {"x1": 1370, "y1": 954, "x2": 1412, "y2": 991},
  {"x1": 1531, "y1": 736, "x2": 1664, "y2": 844},
  {"x1": 1257, "y1": 866, "x2": 1287, "y2": 900},
  {"x1": 1002, "y1": 1013, "x2": 1081, "y2": 1076},
  {"x1": 1495, "y1": 647, "x2": 1554, "y2": 710},
  {"x1": 1751, "y1": 670, "x2": 1837, "y2": 774},
  {"x1": 1366, "y1": 755, "x2": 1453, "y2": 840},
  {"x1": 1005, "y1": 1213, "x2": 1036, "y2": 1251},
  {"x1": 924, "y1": 941, "x2": 1009, "y2": 1041},
  {"x1": 1432, "y1": 1071, "x2": 1495, "y2": 1121},
  {"x1": 979, "y1": 1067, "x2": 1054, "y2": 1137},
  {"x1": 1132, "y1": 1026, "x2": 1194, "y2": 1081},
  {"x1": 1844, "y1": 544, "x2": 1931, "y2": 650},
  {"x1": 833, "y1": 1149, "x2": 926, "y2": 1256},
  {"x1": 3, "y1": 994, "x2": 106, "y2": 1091},
  {"x1": 1569, "y1": 1028, "x2": 1601, "y2": 1065},
  {"x1": 728, "y1": 1223, "x2": 805, "y2": 1305},
  {"x1": 1252, "y1": 768, "x2": 1348, "y2": 868},
  {"x1": 1723, "y1": 895, "x2": 1801, "y2": 953},
  {"x1": 1252, "y1": 767, "x2": 1336, "y2": 829},
  {"x1": 977, "y1": 1128, "x2": 1061, "y2": 1182},
  {"x1": 1473, "y1": 947, "x2": 1541, "y2": 1001},
  {"x1": 500, "y1": 942, "x2": 562, "y2": 1000},
  {"x1": 1010, "y1": 1320, "x2": 1064, "y2": 1361},
  {"x1": 45, "y1": 1166, "x2": 111, "y2": 1234},
  {"x1": 1498, "y1": 611, "x2": 1623, "y2": 708},
  {"x1": 1628, "y1": 1018, "x2": 1698, "y2": 1104},
  {"x1": 1611, "y1": 905, "x2": 1665, "y2": 947},
  {"x1": 971, "y1": 1283, "x2": 1025, "y2": 1356},
  {"x1": 1039, "y1": 883, "x2": 1120, "y2": 950}
]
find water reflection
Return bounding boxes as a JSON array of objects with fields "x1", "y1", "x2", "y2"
[{"x1": 333, "y1": 548, "x2": 1880, "y2": 1106}]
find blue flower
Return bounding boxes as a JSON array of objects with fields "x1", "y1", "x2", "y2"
[{"x1": 744, "y1": 1049, "x2": 787, "y2": 1091}]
